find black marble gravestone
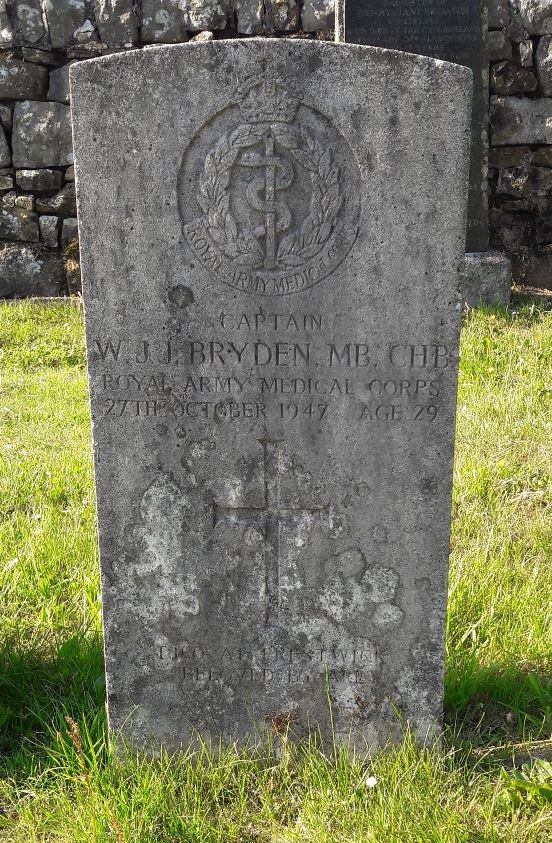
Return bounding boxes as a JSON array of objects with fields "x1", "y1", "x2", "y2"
[{"x1": 345, "y1": 0, "x2": 488, "y2": 252}]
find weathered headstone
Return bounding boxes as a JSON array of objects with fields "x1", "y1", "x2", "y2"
[
  {"x1": 345, "y1": 0, "x2": 488, "y2": 253},
  {"x1": 71, "y1": 40, "x2": 471, "y2": 749}
]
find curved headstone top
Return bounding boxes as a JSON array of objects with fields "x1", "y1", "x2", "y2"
[{"x1": 70, "y1": 39, "x2": 471, "y2": 750}]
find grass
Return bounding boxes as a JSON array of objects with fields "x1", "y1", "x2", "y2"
[{"x1": 0, "y1": 297, "x2": 551, "y2": 841}]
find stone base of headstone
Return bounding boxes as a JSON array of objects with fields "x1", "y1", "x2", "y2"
[
  {"x1": 511, "y1": 250, "x2": 552, "y2": 292},
  {"x1": 461, "y1": 251, "x2": 512, "y2": 308}
]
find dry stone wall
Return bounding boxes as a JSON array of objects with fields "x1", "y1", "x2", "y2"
[
  {"x1": 1, "y1": 0, "x2": 552, "y2": 295},
  {"x1": 489, "y1": 0, "x2": 552, "y2": 287},
  {"x1": 0, "y1": 0, "x2": 335, "y2": 296}
]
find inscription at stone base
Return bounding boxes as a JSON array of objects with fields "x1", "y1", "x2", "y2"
[{"x1": 71, "y1": 39, "x2": 471, "y2": 749}]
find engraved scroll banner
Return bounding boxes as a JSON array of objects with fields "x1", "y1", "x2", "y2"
[{"x1": 71, "y1": 40, "x2": 471, "y2": 751}]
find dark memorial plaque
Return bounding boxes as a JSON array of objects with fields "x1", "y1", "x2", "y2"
[{"x1": 345, "y1": 0, "x2": 488, "y2": 252}]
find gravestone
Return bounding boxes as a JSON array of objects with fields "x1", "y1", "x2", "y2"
[
  {"x1": 345, "y1": 0, "x2": 488, "y2": 253},
  {"x1": 70, "y1": 39, "x2": 471, "y2": 749}
]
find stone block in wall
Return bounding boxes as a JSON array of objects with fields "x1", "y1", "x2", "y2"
[
  {"x1": 532, "y1": 146, "x2": 552, "y2": 165},
  {"x1": 13, "y1": 0, "x2": 49, "y2": 46},
  {"x1": 512, "y1": 248, "x2": 552, "y2": 288},
  {"x1": 490, "y1": 207, "x2": 533, "y2": 248},
  {"x1": 490, "y1": 60, "x2": 537, "y2": 93},
  {"x1": 39, "y1": 214, "x2": 59, "y2": 247},
  {"x1": 519, "y1": 0, "x2": 552, "y2": 34},
  {"x1": 0, "y1": 204, "x2": 39, "y2": 241},
  {"x1": 0, "y1": 56, "x2": 48, "y2": 99},
  {"x1": 15, "y1": 192, "x2": 33, "y2": 209},
  {"x1": 35, "y1": 183, "x2": 76, "y2": 216},
  {"x1": 500, "y1": 198, "x2": 530, "y2": 211},
  {"x1": 190, "y1": 30, "x2": 213, "y2": 40},
  {"x1": 489, "y1": 30, "x2": 513, "y2": 61},
  {"x1": 0, "y1": 103, "x2": 12, "y2": 130},
  {"x1": 66, "y1": 43, "x2": 109, "y2": 60},
  {"x1": 535, "y1": 218, "x2": 552, "y2": 242},
  {"x1": 12, "y1": 101, "x2": 73, "y2": 167},
  {"x1": 0, "y1": 1, "x2": 13, "y2": 47},
  {"x1": 232, "y1": 0, "x2": 263, "y2": 34},
  {"x1": 519, "y1": 40, "x2": 534, "y2": 66},
  {"x1": 65, "y1": 262, "x2": 81, "y2": 293},
  {"x1": 92, "y1": 0, "x2": 139, "y2": 47},
  {"x1": 489, "y1": 145, "x2": 530, "y2": 168},
  {"x1": 22, "y1": 48, "x2": 62, "y2": 66},
  {"x1": 491, "y1": 95, "x2": 552, "y2": 144},
  {"x1": 48, "y1": 64, "x2": 71, "y2": 104},
  {"x1": 16, "y1": 168, "x2": 64, "y2": 191},
  {"x1": 507, "y1": 11, "x2": 529, "y2": 41},
  {"x1": 0, "y1": 122, "x2": 9, "y2": 166},
  {"x1": 302, "y1": 0, "x2": 334, "y2": 31},
  {"x1": 497, "y1": 164, "x2": 552, "y2": 203},
  {"x1": 265, "y1": 0, "x2": 300, "y2": 31},
  {"x1": 42, "y1": 0, "x2": 98, "y2": 49},
  {"x1": 2, "y1": 191, "x2": 33, "y2": 211},
  {"x1": 61, "y1": 216, "x2": 77, "y2": 244},
  {"x1": 0, "y1": 242, "x2": 64, "y2": 296},
  {"x1": 63, "y1": 236, "x2": 80, "y2": 293},
  {"x1": 536, "y1": 35, "x2": 552, "y2": 94},
  {"x1": 141, "y1": 0, "x2": 188, "y2": 43},
  {"x1": 188, "y1": 0, "x2": 230, "y2": 31},
  {"x1": 488, "y1": 0, "x2": 510, "y2": 28},
  {"x1": 0, "y1": 173, "x2": 12, "y2": 188}
]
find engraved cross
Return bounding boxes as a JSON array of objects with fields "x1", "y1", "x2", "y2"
[{"x1": 213, "y1": 438, "x2": 326, "y2": 626}]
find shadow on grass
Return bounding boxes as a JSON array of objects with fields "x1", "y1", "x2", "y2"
[
  {"x1": 1, "y1": 632, "x2": 550, "y2": 772},
  {"x1": 0, "y1": 634, "x2": 106, "y2": 771},
  {"x1": 510, "y1": 289, "x2": 552, "y2": 311},
  {"x1": 445, "y1": 654, "x2": 552, "y2": 745}
]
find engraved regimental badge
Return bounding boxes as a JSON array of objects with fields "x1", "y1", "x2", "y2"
[{"x1": 178, "y1": 74, "x2": 361, "y2": 296}]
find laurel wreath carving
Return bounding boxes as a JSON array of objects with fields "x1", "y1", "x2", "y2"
[
  {"x1": 198, "y1": 124, "x2": 265, "y2": 266},
  {"x1": 198, "y1": 122, "x2": 342, "y2": 270}
]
